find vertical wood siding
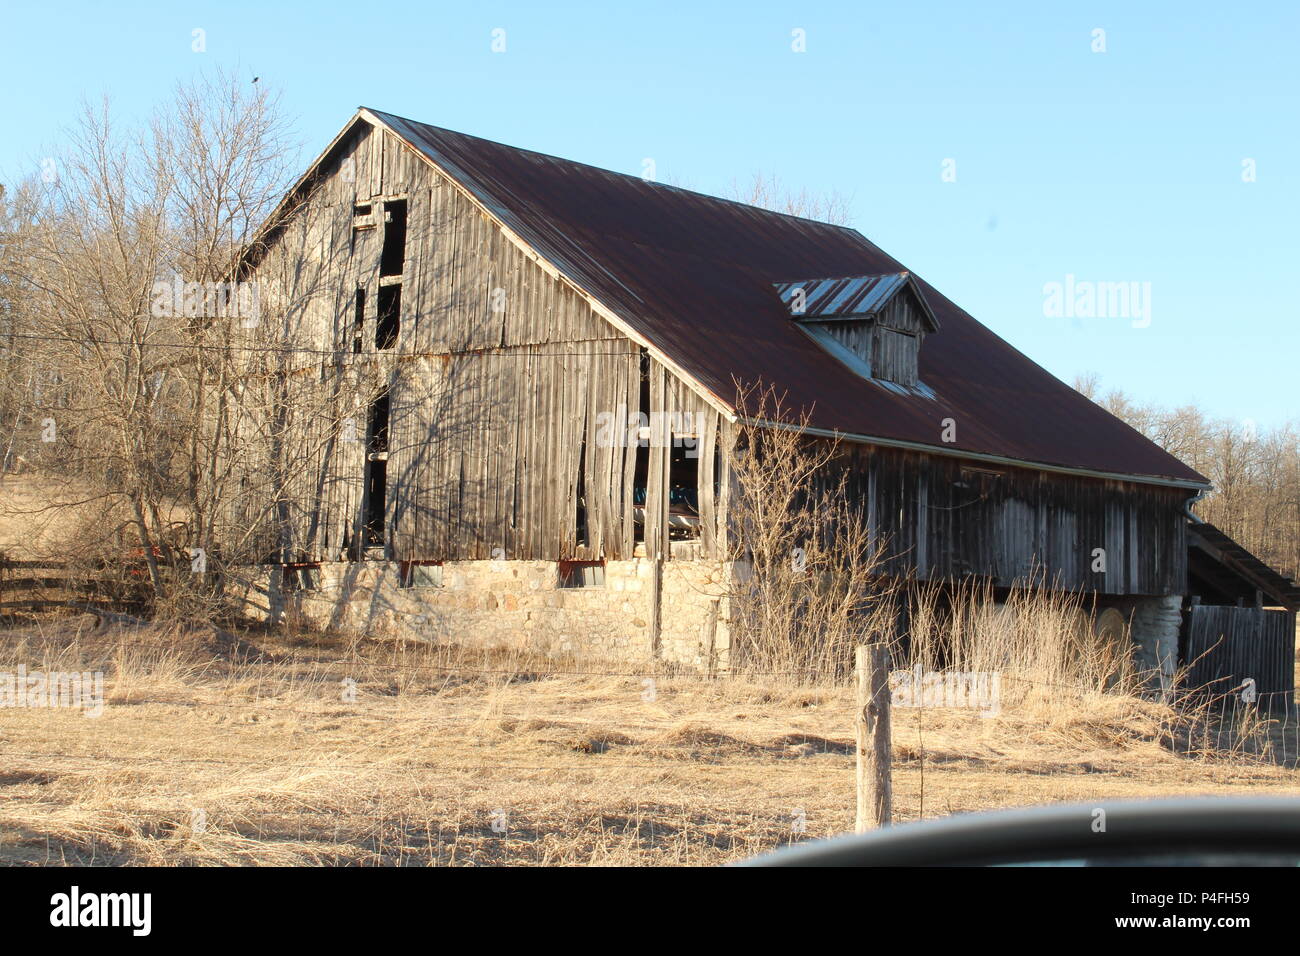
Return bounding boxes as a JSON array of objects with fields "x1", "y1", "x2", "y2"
[
  {"x1": 1184, "y1": 606, "x2": 1296, "y2": 710},
  {"x1": 829, "y1": 443, "x2": 1188, "y2": 594},
  {"x1": 235, "y1": 125, "x2": 725, "y2": 563}
]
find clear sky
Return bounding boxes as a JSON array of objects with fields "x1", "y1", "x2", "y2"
[{"x1": 3, "y1": 1, "x2": 1296, "y2": 427}]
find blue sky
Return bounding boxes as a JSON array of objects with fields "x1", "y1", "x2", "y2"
[{"x1": 3, "y1": 1, "x2": 1296, "y2": 426}]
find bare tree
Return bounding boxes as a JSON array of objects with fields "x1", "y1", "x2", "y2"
[
  {"x1": 0, "y1": 72, "x2": 381, "y2": 620},
  {"x1": 727, "y1": 172, "x2": 855, "y2": 226},
  {"x1": 723, "y1": 383, "x2": 895, "y2": 679}
]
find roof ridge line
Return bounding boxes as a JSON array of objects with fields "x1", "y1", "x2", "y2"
[{"x1": 361, "y1": 106, "x2": 866, "y2": 233}]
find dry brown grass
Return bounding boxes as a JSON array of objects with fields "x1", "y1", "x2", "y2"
[{"x1": 0, "y1": 612, "x2": 1296, "y2": 866}]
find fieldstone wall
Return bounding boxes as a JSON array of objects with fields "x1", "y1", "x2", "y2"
[
  {"x1": 227, "y1": 560, "x2": 1185, "y2": 681},
  {"x1": 226, "y1": 556, "x2": 732, "y2": 667},
  {"x1": 657, "y1": 558, "x2": 732, "y2": 670},
  {"x1": 1099, "y1": 594, "x2": 1183, "y2": 694}
]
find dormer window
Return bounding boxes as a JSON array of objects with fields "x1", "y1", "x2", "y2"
[{"x1": 774, "y1": 272, "x2": 939, "y2": 389}]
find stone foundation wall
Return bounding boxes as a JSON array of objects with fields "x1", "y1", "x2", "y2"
[
  {"x1": 227, "y1": 560, "x2": 1183, "y2": 680},
  {"x1": 1099, "y1": 594, "x2": 1183, "y2": 694},
  {"x1": 227, "y1": 555, "x2": 732, "y2": 667}
]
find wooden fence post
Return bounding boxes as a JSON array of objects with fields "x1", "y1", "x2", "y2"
[
  {"x1": 856, "y1": 643, "x2": 892, "y2": 832},
  {"x1": 647, "y1": 555, "x2": 663, "y2": 660}
]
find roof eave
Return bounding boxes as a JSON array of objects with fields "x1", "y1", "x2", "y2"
[{"x1": 750, "y1": 417, "x2": 1211, "y2": 491}]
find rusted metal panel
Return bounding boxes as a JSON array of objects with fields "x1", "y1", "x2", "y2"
[{"x1": 365, "y1": 108, "x2": 1206, "y2": 487}]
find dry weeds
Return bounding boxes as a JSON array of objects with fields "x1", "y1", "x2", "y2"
[{"x1": 0, "y1": 613, "x2": 1296, "y2": 866}]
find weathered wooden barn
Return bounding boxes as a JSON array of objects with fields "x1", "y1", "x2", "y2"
[{"x1": 226, "y1": 108, "x2": 1296, "y2": 687}]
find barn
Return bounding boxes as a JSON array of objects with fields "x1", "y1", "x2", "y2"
[{"x1": 225, "y1": 108, "x2": 1296, "y2": 692}]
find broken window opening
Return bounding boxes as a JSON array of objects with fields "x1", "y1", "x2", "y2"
[
  {"x1": 558, "y1": 560, "x2": 605, "y2": 589},
  {"x1": 362, "y1": 389, "x2": 390, "y2": 549},
  {"x1": 399, "y1": 560, "x2": 443, "y2": 589},
  {"x1": 363, "y1": 456, "x2": 387, "y2": 548},
  {"x1": 632, "y1": 351, "x2": 650, "y2": 543},
  {"x1": 575, "y1": 429, "x2": 589, "y2": 548},
  {"x1": 366, "y1": 388, "x2": 389, "y2": 455},
  {"x1": 379, "y1": 199, "x2": 407, "y2": 277},
  {"x1": 668, "y1": 443, "x2": 701, "y2": 539},
  {"x1": 632, "y1": 444, "x2": 701, "y2": 541},
  {"x1": 351, "y1": 202, "x2": 376, "y2": 250},
  {"x1": 376, "y1": 284, "x2": 401, "y2": 350},
  {"x1": 352, "y1": 287, "x2": 365, "y2": 353}
]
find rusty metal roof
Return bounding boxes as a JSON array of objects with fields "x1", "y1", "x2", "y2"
[{"x1": 365, "y1": 108, "x2": 1208, "y2": 487}]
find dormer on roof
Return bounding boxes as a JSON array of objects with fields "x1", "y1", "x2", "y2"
[{"x1": 774, "y1": 272, "x2": 939, "y2": 390}]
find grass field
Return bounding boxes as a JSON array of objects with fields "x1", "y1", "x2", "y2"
[{"x1": 0, "y1": 614, "x2": 1296, "y2": 866}]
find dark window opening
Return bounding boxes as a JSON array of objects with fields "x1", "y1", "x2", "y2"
[
  {"x1": 282, "y1": 563, "x2": 321, "y2": 592},
  {"x1": 399, "y1": 560, "x2": 443, "y2": 589},
  {"x1": 632, "y1": 446, "x2": 649, "y2": 543},
  {"x1": 632, "y1": 351, "x2": 650, "y2": 543},
  {"x1": 630, "y1": 441, "x2": 700, "y2": 541},
  {"x1": 367, "y1": 388, "x2": 389, "y2": 455},
  {"x1": 351, "y1": 203, "x2": 376, "y2": 250},
  {"x1": 629, "y1": 350, "x2": 700, "y2": 542},
  {"x1": 352, "y1": 287, "x2": 365, "y2": 353},
  {"x1": 363, "y1": 389, "x2": 390, "y2": 548},
  {"x1": 364, "y1": 461, "x2": 387, "y2": 547},
  {"x1": 638, "y1": 348, "x2": 651, "y2": 408},
  {"x1": 575, "y1": 431, "x2": 588, "y2": 547},
  {"x1": 559, "y1": 560, "x2": 605, "y2": 589},
  {"x1": 376, "y1": 284, "x2": 401, "y2": 349},
  {"x1": 379, "y1": 199, "x2": 407, "y2": 277},
  {"x1": 668, "y1": 443, "x2": 700, "y2": 539}
]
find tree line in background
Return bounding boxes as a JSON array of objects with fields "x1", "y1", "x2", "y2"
[{"x1": 1073, "y1": 372, "x2": 1300, "y2": 582}]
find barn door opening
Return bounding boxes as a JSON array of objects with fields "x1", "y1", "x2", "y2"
[{"x1": 363, "y1": 388, "x2": 390, "y2": 551}]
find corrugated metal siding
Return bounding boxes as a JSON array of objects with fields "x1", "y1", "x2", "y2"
[{"x1": 773, "y1": 273, "x2": 911, "y2": 318}]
